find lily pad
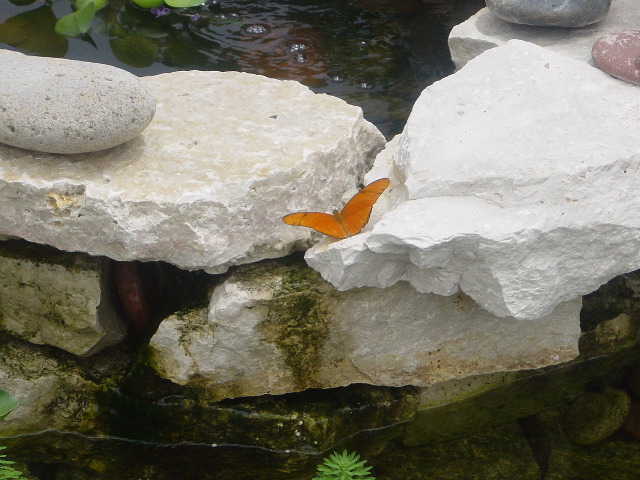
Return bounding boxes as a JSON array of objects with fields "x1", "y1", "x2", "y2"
[
  {"x1": 165, "y1": 0, "x2": 204, "y2": 7},
  {"x1": 55, "y1": 1, "x2": 96, "y2": 37},
  {"x1": 131, "y1": 0, "x2": 165, "y2": 8}
]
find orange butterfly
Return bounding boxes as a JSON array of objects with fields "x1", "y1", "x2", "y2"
[{"x1": 282, "y1": 178, "x2": 390, "y2": 238}]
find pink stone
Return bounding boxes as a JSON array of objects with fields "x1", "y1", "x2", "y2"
[{"x1": 592, "y1": 31, "x2": 640, "y2": 85}]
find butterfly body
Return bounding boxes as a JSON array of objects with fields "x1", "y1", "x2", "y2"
[{"x1": 282, "y1": 178, "x2": 390, "y2": 238}]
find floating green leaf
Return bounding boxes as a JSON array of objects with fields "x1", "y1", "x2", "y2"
[
  {"x1": 75, "y1": 0, "x2": 108, "y2": 10},
  {"x1": 55, "y1": 1, "x2": 96, "y2": 37},
  {"x1": 0, "y1": 390, "x2": 18, "y2": 421},
  {"x1": 131, "y1": 0, "x2": 165, "y2": 8},
  {"x1": 164, "y1": 0, "x2": 204, "y2": 7}
]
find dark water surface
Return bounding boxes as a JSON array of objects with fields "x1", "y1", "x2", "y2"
[{"x1": 0, "y1": 0, "x2": 484, "y2": 138}]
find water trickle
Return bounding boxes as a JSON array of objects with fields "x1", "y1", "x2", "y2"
[
  {"x1": 286, "y1": 42, "x2": 309, "y2": 54},
  {"x1": 293, "y1": 53, "x2": 308, "y2": 63},
  {"x1": 242, "y1": 23, "x2": 271, "y2": 36}
]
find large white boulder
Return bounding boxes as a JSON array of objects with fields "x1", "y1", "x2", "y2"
[
  {"x1": 449, "y1": 0, "x2": 640, "y2": 69},
  {"x1": 305, "y1": 40, "x2": 640, "y2": 320},
  {"x1": 147, "y1": 260, "x2": 580, "y2": 399},
  {"x1": 0, "y1": 69, "x2": 384, "y2": 273}
]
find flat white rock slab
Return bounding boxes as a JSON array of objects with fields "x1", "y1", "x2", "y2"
[
  {"x1": 306, "y1": 40, "x2": 640, "y2": 320},
  {"x1": 0, "y1": 70, "x2": 384, "y2": 273},
  {"x1": 148, "y1": 261, "x2": 580, "y2": 398},
  {"x1": 449, "y1": 0, "x2": 640, "y2": 68}
]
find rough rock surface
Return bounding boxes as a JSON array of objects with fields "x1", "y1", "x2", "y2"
[
  {"x1": 305, "y1": 40, "x2": 640, "y2": 320},
  {"x1": 485, "y1": 0, "x2": 611, "y2": 28},
  {"x1": 147, "y1": 260, "x2": 581, "y2": 399},
  {"x1": 0, "y1": 70, "x2": 384, "y2": 273},
  {"x1": 592, "y1": 30, "x2": 640, "y2": 85},
  {"x1": 449, "y1": 0, "x2": 638, "y2": 68},
  {"x1": 0, "y1": 49, "x2": 155, "y2": 154},
  {"x1": 0, "y1": 240, "x2": 125, "y2": 356}
]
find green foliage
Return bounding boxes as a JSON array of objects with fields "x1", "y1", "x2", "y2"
[
  {"x1": 0, "y1": 390, "x2": 17, "y2": 421},
  {"x1": 312, "y1": 451, "x2": 375, "y2": 480},
  {"x1": 54, "y1": 0, "x2": 106, "y2": 37},
  {"x1": 164, "y1": 0, "x2": 203, "y2": 7},
  {"x1": 130, "y1": 0, "x2": 165, "y2": 8},
  {"x1": 0, "y1": 447, "x2": 26, "y2": 480}
]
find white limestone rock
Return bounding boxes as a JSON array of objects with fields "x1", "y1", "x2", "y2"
[
  {"x1": 449, "y1": 0, "x2": 640, "y2": 69},
  {"x1": 0, "y1": 49, "x2": 155, "y2": 154},
  {"x1": 147, "y1": 260, "x2": 581, "y2": 399},
  {"x1": 305, "y1": 40, "x2": 640, "y2": 320},
  {"x1": 0, "y1": 240, "x2": 126, "y2": 356},
  {"x1": 0, "y1": 70, "x2": 384, "y2": 273}
]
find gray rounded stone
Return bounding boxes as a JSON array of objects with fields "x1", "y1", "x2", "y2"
[
  {"x1": 485, "y1": 0, "x2": 612, "y2": 27},
  {"x1": 592, "y1": 31, "x2": 640, "y2": 86},
  {"x1": 0, "y1": 49, "x2": 155, "y2": 154}
]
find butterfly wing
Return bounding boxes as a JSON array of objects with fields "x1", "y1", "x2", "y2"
[
  {"x1": 282, "y1": 212, "x2": 349, "y2": 238},
  {"x1": 339, "y1": 178, "x2": 390, "y2": 236}
]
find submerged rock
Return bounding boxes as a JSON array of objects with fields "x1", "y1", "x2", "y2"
[
  {"x1": 305, "y1": 40, "x2": 640, "y2": 321},
  {"x1": 563, "y1": 387, "x2": 631, "y2": 445},
  {"x1": 592, "y1": 31, "x2": 640, "y2": 85},
  {"x1": 0, "y1": 70, "x2": 384, "y2": 273},
  {"x1": 0, "y1": 49, "x2": 155, "y2": 154},
  {"x1": 0, "y1": 239, "x2": 125, "y2": 356},
  {"x1": 147, "y1": 258, "x2": 580, "y2": 399},
  {"x1": 485, "y1": 0, "x2": 611, "y2": 27},
  {"x1": 537, "y1": 409, "x2": 640, "y2": 479}
]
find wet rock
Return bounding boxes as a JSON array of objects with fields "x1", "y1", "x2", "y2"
[
  {"x1": 147, "y1": 258, "x2": 580, "y2": 400},
  {"x1": 625, "y1": 362, "x2": 640, "y2": 398},
  {"x1": 621, "y1": 398, "x2": 640, "y2": 440},
  {"x1": 305, "y1": 40, "x2": 640, "y2": 321},
  {"x1": 0, "y1": 49, "x2": 155, "y2": 154},
  {"x1": 534, "y1": 409, "x2": 640, "y2": 480},
  {"x1": 485, "y1": 0, "x2": 611, "y2": 27},
  {"x1": 372, "y1": 423, "x2": 540, "y2": 480},
  {"x1": 592, "y1": 31, "x2": 640, "y2": 85},
  {"x1": 0, "y1": 70, "x2": 384, "y2": 273},
  {"x1": 0, "y1": 240, "x2": 126, "y2": 356},
  {"x1": 449, "y1": 0, "x2": 638, "y2": 68},
  {"x1": 563, "y1": 387, "x2": 631, "y2": 445},
  {"x1": 0, "y1": 331, "x2": 125, "y2": 435}
]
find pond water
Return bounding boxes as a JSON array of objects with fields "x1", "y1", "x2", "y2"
[{"x1": 0, "y1": 0, "x2": 485, "y2": 138}]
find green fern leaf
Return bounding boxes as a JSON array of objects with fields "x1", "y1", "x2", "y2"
[
  {"x1": 0, "y1": 447, "x2": 26, "y2": 480},
  {"x1": 312, "y1": 450, "x2": 375, "y2": 480}
]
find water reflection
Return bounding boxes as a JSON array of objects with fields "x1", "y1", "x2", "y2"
[{"x1": 0, "y1": 0, "x2": 486, "y2": 137}]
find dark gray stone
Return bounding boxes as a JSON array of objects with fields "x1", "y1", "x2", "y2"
[
  {"x1": 592, "y1": 31, "x2": 640, "y2": 86},
  {"x1": 485, "y1": 0, "x2": 612, "y2": 27}
]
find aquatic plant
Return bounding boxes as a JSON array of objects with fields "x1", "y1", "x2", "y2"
[
  {"x1": 0, "y1": 448, "x2": 26, "y2": 480},
  {"x1": 55, "y1": 0, "x2": 107, "y2": 37},
  {"x1": 54, "y1": 0, "x2": 204, "y2": 37},
  {"x1": 0, "y1": 394, "x2": 25, "y2": 480},
  {"x1": 312, "y1": 450, "x2": 375, "y2": 480}
]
